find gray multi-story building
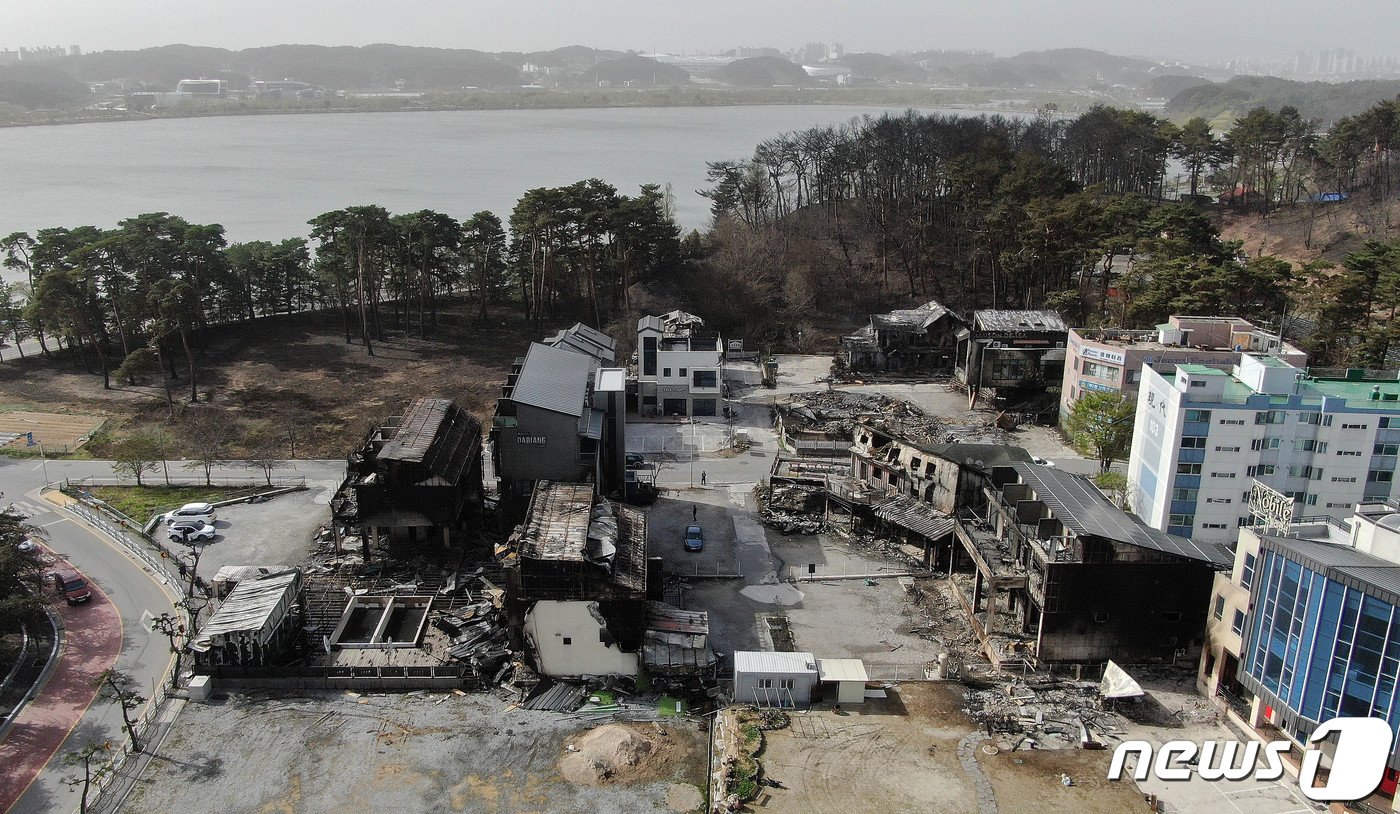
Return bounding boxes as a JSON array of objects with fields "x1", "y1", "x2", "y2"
[
  {"x1": 954, "y1": 310, "x2": 1068, "y2": 421},
  {"x1": 492, "y1": 324, "x2": 627, "y2": 517}
]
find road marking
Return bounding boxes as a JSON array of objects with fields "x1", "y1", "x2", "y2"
[{"x1": 38, "y1": 518, "x2": 68, "y2": 528}]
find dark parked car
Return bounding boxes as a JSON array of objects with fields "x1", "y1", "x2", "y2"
[{"x1": 684, "y1": 524, "x2": 704, "y2": 552}]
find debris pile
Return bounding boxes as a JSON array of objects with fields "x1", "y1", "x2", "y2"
[
  {"x1": 962, "y1": 676, "x2": 1123, "y2": 751},
  {"x1": 766, "y1": 483, "x2": 825, "y2": 513},
  {"x1": 758, "y1": 509, "x2": 825, "y2": 535},
  {"x1": 436, "y1": 601, "x2": 512, "y2": 680},
  {"x1": 780, "y1": 390, "x2": 1009, "y2": 446}
]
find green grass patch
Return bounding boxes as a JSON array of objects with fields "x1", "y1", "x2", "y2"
[
  {"x1": 658, "y1": 695, "x2": 686, "y2": 716},
  {"x1": 83, "y1": 485, "x2": 262, "y2": 522},
  {"x1": 587, "y1": 689, "x2": 617, "y2": 706}
]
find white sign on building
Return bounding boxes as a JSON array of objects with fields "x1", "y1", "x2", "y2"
[{"x1": 1248, "y1": 480, "x2": 1293, "y2": 535}]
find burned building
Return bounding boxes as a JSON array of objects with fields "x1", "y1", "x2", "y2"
[
  {"x1": 492, "y1": 327, "x2": 627, "y2": 519},
  {"x1": 840, "y1": 300, "x2": 966, "y2": 374},
  {"x1": 954, "y1": 310, "x2": 1068, "y2": 422},
  {"x1": 951, "y1": 462, "x2": 1229, "y2": 670},
  {"x1": 501, "y1": 481, "x2": 714, "y2": 680},
  {"x1": 332, "y1": 397, "x2": 485, "y2": 556}
]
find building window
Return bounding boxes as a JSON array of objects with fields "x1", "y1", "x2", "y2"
[
  {"x1": 1255, "y1": 410, "x2": 1285, "y2": 425},
  {"x1": 910, "y1": 457, "x2": 922, "y2": 471},
  {"x1": 757, "y1": 678, "x2": 773, "y2": 689},
  {"x1": 1213, "y1": 595, "x2": 1226, "y2": 620},
  {"x1": 1299, "y1": 440, "x2": 1328, "y2": 453},
  {"x1": 1381, "y1": 417, "x2": 1397, "y2": 429},
  {"x1": 1169, "y1": 513, "x2": 1195, "y2": 527},
  {"x1": 1342, "y1": 422, "x2": 1369, "y2": 430},
  {"x1": 1332, "y1": 476, "x2": 1357, "y2": 483},
  {"x1": 693, "y1": 370, "x2": 718, "y2": 388},
  {"x1": 1190, "y1": 380, "x2": 1207, "y2": 388},
  {"x1": 780, "y1": 678, "x2": 796, "y2": 690},
  {"x1": 1220, "y1": 418, "x2": 1246, "y2": 425},
  {"x1": 1374, "y1": 443, "x2": 1399, "y2": 456},
  {"x1": 1082, "y1": 360, "x2": 1121, "y2": 381},
  {"x1": 663, "y1": 367, "x2": 671, "y2": 378},
  {"x1": 1247, "y1": 464, "x2": 1276, "y2": 477},
  {"x1": 642, "y1": 395, "x2": 657, "y2": 407},
  {"x1": 642, "y1": 336, "x2": 658, "y2": 376},
  {"x1": 562, "y1": 637, "x2": 572, "y2": 646},
  {"x1": 1368, "y1": 470, "x2": 1395, "y2": 483},
  {"x1": 1230, "y1": 610, "x2": 1246, "y2": 636},
  {"x1": 1203, "y1": 522, "x2": 1228, "y2": 529},
  {"x1": 1176, "y1": 463, "x2": 1202, "y2": 475},
  {"x1": 1172, "y1": 488, "x2": 1198, "y2": 501},
  {"x1": 1251, "y1": 438, "x2": 1282, "y2": 451},
  {"x1": 1182, "y1": 436, "x2": 1207, "y2": 449},
  {"x1": 1210, "y1": 471, "x2": 1237, "y2": 479},
  {"x1": 1240, "y1": 552, "x2": 1256, "y2": 591},
  {"x1": 679, "y1": 368, "x2": 688, "y2": 377},
  {"x1": 1337, "y1": 450, "x2": 1363, "y2": 457},
  {"x1": 1215, "y1": 445, "x2": 1241, "y2": 452},
  {"x1": 1185, "y1": 409, "x2": 1213, "y2": 423}
]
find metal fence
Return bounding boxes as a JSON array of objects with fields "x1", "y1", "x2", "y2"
[
  {"x1": 65, "y1": 474, "x2": 308, "y2": 489},
  {"x1": 63, "y1": 501, "x2": 180, "y2": 590},
  {"x1": 863, "y1": 662, "x2": 937, "y2": 682},
  {"x1": 671, "y1": 559, "x2": 743, "y2": 580}
]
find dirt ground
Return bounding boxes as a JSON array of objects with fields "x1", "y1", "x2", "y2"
[
  {"x1": 0, "y1": 304, "x2": 540, "y2": 458},
  {"x1": 124, "y1": 691, "x2": 708, "y2": 814},
  {"x1": 0, "y1": 409, "x2": 106, "y2": 451},
  {"x1": 1220, "y1": 196, "x2": 1400, "y2": 267},
  {"x1": 756, "y1": 683, "x2": 1146, "y2": 814}
]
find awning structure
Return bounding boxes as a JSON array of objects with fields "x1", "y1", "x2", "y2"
[
  {"x1": 193, "y1": 570, "x2": 300, "y2": 650},
  {"x1": 1099, "y1": 660, "x2": 1144, "y2": 699},
  {"x1": 874, "y1": 496, "x2": 957, "y2": 540}
]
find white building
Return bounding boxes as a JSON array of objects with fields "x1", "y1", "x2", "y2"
[
  {"x1": 1128, "y1": 355, "x2": 1400, "y2": 545},
  {"x1": 636, "y1": 310, "x2": 724, "y2": 417}
]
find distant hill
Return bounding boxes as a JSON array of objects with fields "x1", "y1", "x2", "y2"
[
  {"x1": 1167, "y1": 75, "x2": 1400, "y2": 125},
  {"x1": 1146, "y1": 74, "x2": 1212, "y2": 99},
  {"x1": 581, "y1": 56, "x2": 690, "y2": 87},
  {"x1": 65, "y1": 43, "x2": 524, "y2": 91},
  {"x1": 0, "y1": 63, "x2": 91, "y2": 109},
  {"x1": 842, "y1": 52, "x2": 927, "y2": 82},
  {"x1": 716, "y1": 57, "x2": 810, "y2": 87}
]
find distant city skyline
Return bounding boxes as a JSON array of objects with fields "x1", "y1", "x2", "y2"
[{"x1": 3, "y1": 0, "x2": 1400, "y2": 65}]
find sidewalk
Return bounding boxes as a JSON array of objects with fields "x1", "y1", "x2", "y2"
[{"x1": 0, "y1": 547, "x2": 123, "y2": 814}]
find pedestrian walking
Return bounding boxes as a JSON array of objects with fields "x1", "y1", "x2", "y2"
[
  {"x1": 700, "y1": 470, "x2": 707, "y2": 486},
  {"x1": 692, "y1": 505, "x2": 698, "y2": 521}
]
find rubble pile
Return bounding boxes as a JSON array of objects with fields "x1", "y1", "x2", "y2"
[
  {"x1": 758, "y1": 509, "x2": 826, "y2": 535},
  {"x1": 962, "y1": 677, "x2": 1123, "y2": 751},
  {"x1": 783, "y1": 389, "x2": 1009, "y2": 446},
  {"x1": 766, "y1": 482, "x2": 825, "y2": 513}
]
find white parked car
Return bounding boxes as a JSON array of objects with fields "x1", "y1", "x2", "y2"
[
  {"x1": 1030, "y1": 456, "x2": 1057, "y2": 467},
  {"x1": 164, "y1": 502, "x2": 216, "y2": 525},
  {"x1": 167, "y1": 519, "x2": 216, "y2": 543}
]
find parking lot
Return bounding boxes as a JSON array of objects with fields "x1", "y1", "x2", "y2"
[{"x1": 156, "y1": 485, "x2": 333, "y2": 577}]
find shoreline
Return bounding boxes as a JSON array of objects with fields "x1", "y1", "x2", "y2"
[{"x1": 0, "y1": 87, "x2": 1075, "y2": 130}]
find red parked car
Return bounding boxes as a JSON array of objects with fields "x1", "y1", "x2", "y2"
[{"x1": 50, "y1": 570, "x2": 92, "y2": 605}]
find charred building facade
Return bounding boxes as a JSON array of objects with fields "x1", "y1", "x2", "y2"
[
  {"x1": 955, "y1": 310, "x2": 1068, "y2": 422},
  {"x1": 951, "y1": 462, "x2": 1229, "y2": 669},
  {"x1": 840, "y1": 300, "x2": 966, "y2": 374},
  {"x1": 331, "y1": 397, "x2": 485, "y2": 557},
  {"x1": 500, "y1": 481, "x2": 715, "y2": 681}
]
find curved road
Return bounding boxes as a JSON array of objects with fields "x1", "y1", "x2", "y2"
[{"x1": 0, "y1": 461, "x2": 178, "y2": 814}]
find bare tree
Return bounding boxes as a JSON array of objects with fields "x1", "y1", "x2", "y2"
[
  {"x1": 61, "y1": 741, "x2": 113, "y2": 814},
  {"x1": 97, "y1": 669, "x2": 145, "y2": 753}
]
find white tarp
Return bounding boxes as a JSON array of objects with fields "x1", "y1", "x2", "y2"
[
  {"x1": 193, "y1": 570, "x2": 300, "y2": 649},
  {"x1": 1099, "y1": 660, "x2": 1144, "y2": 699}
]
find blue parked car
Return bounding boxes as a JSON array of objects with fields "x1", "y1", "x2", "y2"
[{"x1": 684, "y1": 525, "x2": 704, "y2": 552}]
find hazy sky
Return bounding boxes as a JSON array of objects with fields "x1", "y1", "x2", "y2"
[{"x1": 3, "y1": 0, "x2": 1397, "y2": 63}]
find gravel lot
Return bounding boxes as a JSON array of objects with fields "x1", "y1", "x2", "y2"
[{"x1": 124, "y1": 691, "x2": 708, "y2": 814}]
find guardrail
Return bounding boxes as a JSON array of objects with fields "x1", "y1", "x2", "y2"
[
  {"x1": 64, "y1": 474, "x2": 308, "y2": 489},
  {"x1": 670, "y1": 559, "x2": 743, "y2": 580},
  {"x1": 63, "y1": 501, "x2": 180, "y2": 590},
  {"x1": 0, "y1": 604, "x2": 61, "y2": 740}
]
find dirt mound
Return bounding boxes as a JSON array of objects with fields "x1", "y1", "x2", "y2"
[{"x1": 559, "y1": 723, "x2": 677, "y2": 786}]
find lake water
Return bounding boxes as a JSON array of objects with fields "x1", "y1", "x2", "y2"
[{"x1": 0, "y1": 104, "x2": 979, "y2": 254}]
